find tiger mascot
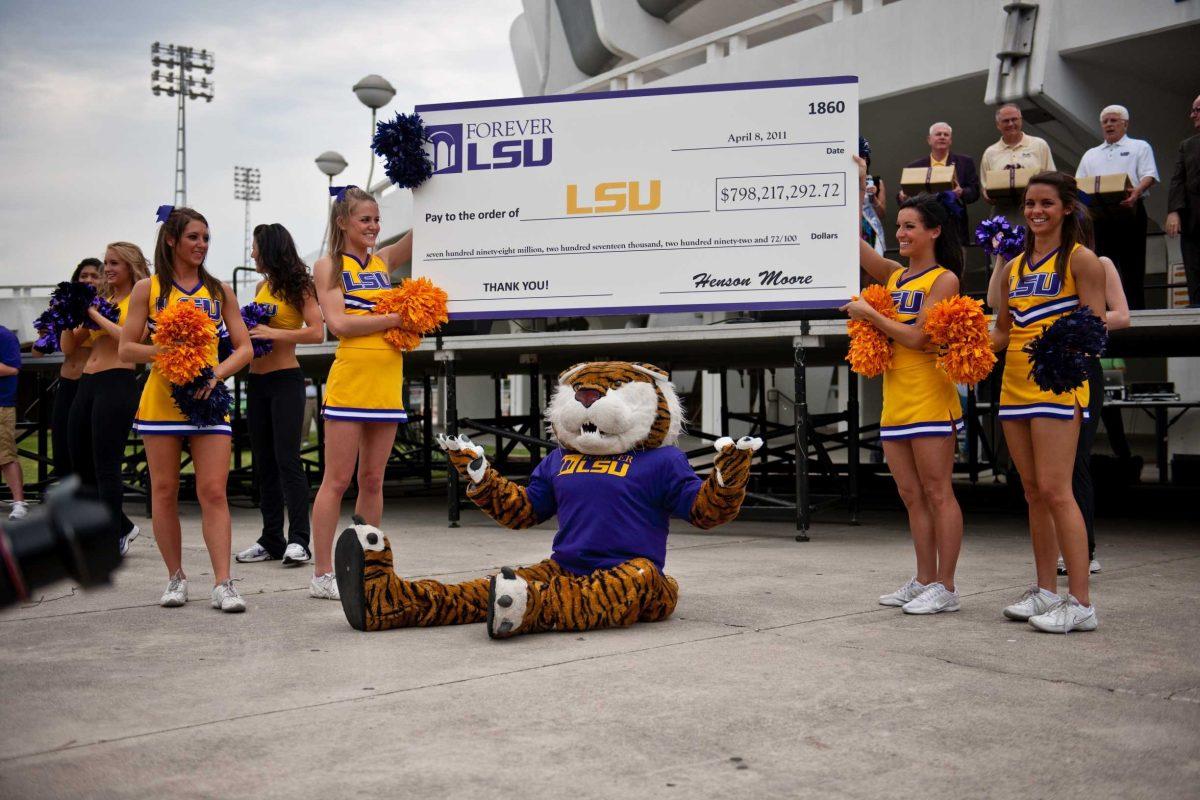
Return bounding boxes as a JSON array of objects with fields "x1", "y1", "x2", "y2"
[{"x1": 334, "y1": 360, "x2": 762, "y2": 639}]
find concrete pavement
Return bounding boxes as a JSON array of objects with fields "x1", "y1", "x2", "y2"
[{"x1": 1, "y1": 501, "x2": 1197, "y2": 799}]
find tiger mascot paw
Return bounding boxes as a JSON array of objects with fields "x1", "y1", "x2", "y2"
[
  {"x1": 712, "y1": 436, "x2": 763, "y2": 489},
  {"x1": 334, "y1": 519, "x2": 397, "y2": 632},
  {"x1": 487, "y1": 566, "x2": 530, "y2": 640},
  {"x1": 436, "y1": 433, "x2": 489, "y2": 484}
]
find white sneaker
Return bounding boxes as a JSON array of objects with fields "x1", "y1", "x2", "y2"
[
  {"x1": 282, "y1": 543, "x2": 310, "y2": 567},
  {"x1": 1089, "y1": 558, "x2": 1101, "y2": 574},
  {"x1": 119, "y1": 525, "x2": 140, "y2": 556},
  {"x1": 8, "y1": 501, "x2": 28, "y2": 521},
  {"x1": 1003, "y1": 585, "x2": 1059, "y2": 621},
  {"x1": 1029, "y1": 594, "x2": 1098, "y2": 633},
  {"x1": 310, "y1": 572, "x2": 340, "y2": 600},
  {"x1": 160, "y1": 570, "x2": 188, "y2": 607},
  {"x1": 235, "y1": 543, "x2": 275, "y2": 563},
  {"x1": 210, "y1": 580, "x2": 247, "y2": 613},
  {"x1": 879, "y1": 577, "x2": 926, "y2": 607},
  {"x1": 902, "y1": 582, "x2": 960, "y2": 615}
]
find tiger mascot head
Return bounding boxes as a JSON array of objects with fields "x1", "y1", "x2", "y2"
[{"x1": 546, "y1": 361, "x2": 683, "y2": 456}]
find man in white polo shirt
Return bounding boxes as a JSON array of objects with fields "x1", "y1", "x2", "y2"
[
  {"x1": 980, "y1": 104, "x2": 1057, "y2": 225},
  {"x1": 1076, "y1": 104, "x2": 1159, "y2": 309}
]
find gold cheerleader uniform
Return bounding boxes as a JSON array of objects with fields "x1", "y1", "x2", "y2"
[
  {"x1": 323, "y1": 253, "x2": 407, "y2": 423},
  {"x1": 879, "y1": 265, "x2": 962, "y2": 440},
  {"x1": 999, "y1": 244, "x2": 1090, "y2": 421},
  {"x1": 253, "y1": 281, "x2": 303, "y2": 333},
  {"x1": 133, "y1": 275, "x2": 231, "y2": 436}
]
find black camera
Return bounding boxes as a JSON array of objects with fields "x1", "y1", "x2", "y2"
[{"x1": 0, "y1": 478, "x2": 118, "y2": 609}]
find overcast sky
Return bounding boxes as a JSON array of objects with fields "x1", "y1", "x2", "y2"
[{"x1": 0, "y1": 0, "x2": 522, "y2": 287}]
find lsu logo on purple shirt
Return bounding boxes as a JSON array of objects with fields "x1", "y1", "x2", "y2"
[
  {"x1": 558, "y1": 453, "x2": 633, "y2": 478},
  {"x1": 158, "y1": 295, "x2": 221, "y2": 321},
  {"x1": 342, "y1": 271, "x2": 391, "y2": 292},
  {"x1": 1010, "y1": 272, "x2": 1061, "y2": 299},
  {"x1": 891, "y1": 290, "x2": 925, "y2": 315}
]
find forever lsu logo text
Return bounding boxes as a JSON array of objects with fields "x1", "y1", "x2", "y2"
[
  {"x1": 426, "y1": 118, "x2": 553, "y2": 176},
  {"x1": 558, "y1": 453, "x2": 633, "y2": 478}
]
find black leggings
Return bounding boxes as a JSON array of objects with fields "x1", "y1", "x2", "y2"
[
  {"x1": 247, "y1": 368, "x2": 311, "y2": 556},
  {"x1": 52, "y1": 376, "x2": 79, "y2": 478},
  {"x1": 68, "y1": 370, "x2": 138, "y2": 540},
  {"x1": 1071, "y1": 358, "x2": 1104, "y2": 559}
]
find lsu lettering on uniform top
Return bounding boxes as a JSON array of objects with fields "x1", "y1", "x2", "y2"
[
  {"x1": 252, "y1": 281, "x2": 303, "y2": 333},
  {"x1": 880, "y1": 266, "x2": 962, "y2": 440},
  {"x1": 134, "y1": 276, "x2": 231, "y2": 436},
  {"x1": 1000, "y1": 243, "x2": 1091, "y2": 421},
  {"x1": 323, "y1": 253, "x2": 407, "y2": 423}
]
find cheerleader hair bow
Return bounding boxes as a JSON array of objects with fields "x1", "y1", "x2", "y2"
[
  {"x1": 155, "y1": 204, "x2": 174, "y2": 223},
  {"x1": 329, "y1": 185, "x2": 359, "y2": 203}
]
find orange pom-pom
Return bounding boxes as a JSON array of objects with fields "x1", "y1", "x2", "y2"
[
  {"x1": 923, "y1": 295, "x2": 997, "y2": 386},
  {"x1": 151, "y1": 302, "x2": 214, "y2": 384},
  {"x1": 372, "y1": 277, "x2": 449, "y2": 352},
  {"x1": 845, "y1": 283, "x2": 897, "y2": 377}
]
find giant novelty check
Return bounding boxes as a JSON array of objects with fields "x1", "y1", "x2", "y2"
[{"x1": 413, "y1": 76, "x2": 859, "y2": 319}]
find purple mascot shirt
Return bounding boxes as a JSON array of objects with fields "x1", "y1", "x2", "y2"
[{"x1": 525, "y1": 446, "x2": 702, "y2": 575}]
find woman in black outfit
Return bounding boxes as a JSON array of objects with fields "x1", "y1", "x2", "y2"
[
  {"x1": 235, "y1": 224, "x2": 325, "y2": 566},
  {"x1": 68, "y1": 243, "x2": 149, "y2": 554},
  {"x1": 42, "y1": 258, "x2": 101, "y2": 483}
]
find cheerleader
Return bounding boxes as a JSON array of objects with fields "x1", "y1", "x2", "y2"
[
  {"x1": 992, "y1": 172, "x2": 1106, "y2": 633},
  {"x1": 68, "y1": 243, "x2": 149, "y2": 554},
  {"x1": 119, "y1": 207, "x2": 253, "y2": 613},
  {"x1": 845, "y1": 194, "x2": 965, "y2": 615},
  {"x1": 234, "y1": 223, "x2": 323, "y2": 567},
  {"x1": 309, "y1": 186, "x2": 413, "y2": 599},
  {"x1": 37, "y1": 258, "x2": 101, "y2": 505}
]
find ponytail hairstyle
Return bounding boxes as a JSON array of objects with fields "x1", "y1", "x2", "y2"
[
  {"x1": 99, "y1": 242, "x2": 150, "y2": 299},
  {"x1": 71, "y1": 257, "x2": 102, "y2": 283},
  {"x1": 153, "y1": 207, "x2": 223, "y2": 301},
  {"x1": 1019, "y1": 171, "x2": 1083, "y2": 280},
  {"x1": 325, "y1": 186, "x2": 377, "y2": 290},
  {"x1": 897, "y1": 193, "x2": 964, "y2": 276},
  {"x1": 253, "y1": 223, "x2": 315, "y2": 311}
]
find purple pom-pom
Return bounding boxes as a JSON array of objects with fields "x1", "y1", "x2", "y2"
[
  {"x1": 975, "y1": 216, "x2": 1026, "y2": 260},
  {"x1": 83, "y1": 296, "x2": 121, "y2": 330},
  {"x1": 372, "y1": 112, "x2": 434, "y2": 189},
  {"x1": 169, "y1": 366, "x2": 233, "y2": 427},
  {"x1": 32, "y1": 282, "x2": 98, "y2": 351},
  {"x1": 240, "y1": 302, "x2": 275, "y2": 358},
  {"x1": 1024, "y1": 307, "x2": 1108, "y2": 394}
]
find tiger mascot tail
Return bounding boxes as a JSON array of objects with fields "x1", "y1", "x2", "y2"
[{"x1": 334, "y1": 360, "x2": 762, "y2": 639}]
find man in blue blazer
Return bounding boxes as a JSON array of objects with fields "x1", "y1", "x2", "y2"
[{"x1": 898, "y1": 122, "x2": 981, "y2": 246}]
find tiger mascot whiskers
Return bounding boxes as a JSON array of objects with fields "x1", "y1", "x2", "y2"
[{"x1": 334, "y1": 360, "x2": 762, "y2": 639}]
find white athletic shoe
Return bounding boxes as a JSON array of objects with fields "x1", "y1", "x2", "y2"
[
  {"x1": 282, "y1": 543, "x2": 310, "y2": 567},
  {"x1": 1028, "y1": 595, "x2": 1098, "y2": 633},
  {"x1": 119, "y1": 525, "x2": 140, "y2": 556},
  {"x1": 160, "y1": 570, "x2": 188, "y2": 607},
  {"x1": 879, "y1": 577, "x2": 927, "y2": 607},
  {"x1": 902, "y1": 582, "x2": 960, "y2": 615},
  {"x1": 1057, "y1": 557, "x2": 1103, "y2": 576},
  {"x1": 8, "y1": 501, "x2": 28, "y2": 521},
  {"x1": 235, "y1": 543, "x2": 275, "y2": 563},
  {"x1": 1003, "y1": 585, "x2": 1059, "y2": 621},
  {"x1": 210, "y1": 580, "x2": 246, "y2": 613},
  {"x1": 310, "y1": 572, "x2": 340, "y2": 600}
]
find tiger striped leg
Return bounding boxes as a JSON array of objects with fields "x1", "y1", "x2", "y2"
[{"x1": 489, "y1": 558, "x2": 678, "y2": 639}]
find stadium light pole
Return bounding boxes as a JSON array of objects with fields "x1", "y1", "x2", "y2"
[
  {"x1": 233, "y1": 166, "x2": 261, "y2": 269},
  {"x1": 352, "y1": 75, "x2": 395, "y2": 192},
  {"x1": 315, "y1": 151, "x2": 348, "y2": 254},
  {"x1": 150, "y1": 42, "x2": 214, "y2": 207}
]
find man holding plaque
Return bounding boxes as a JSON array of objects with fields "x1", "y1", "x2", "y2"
[
  {"x1": 981, "y1": 104, "x2": 1056, "y2": 225},
  {"x1": 898, "y1": 122, "x2": 979, "y2": 246},
  {"x1": 1076, "y1": 104, "x2": 1159, "y2": 309},
  {"x1": 1165, "y1": 94, "x2": 1200, "y2": 306}
]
